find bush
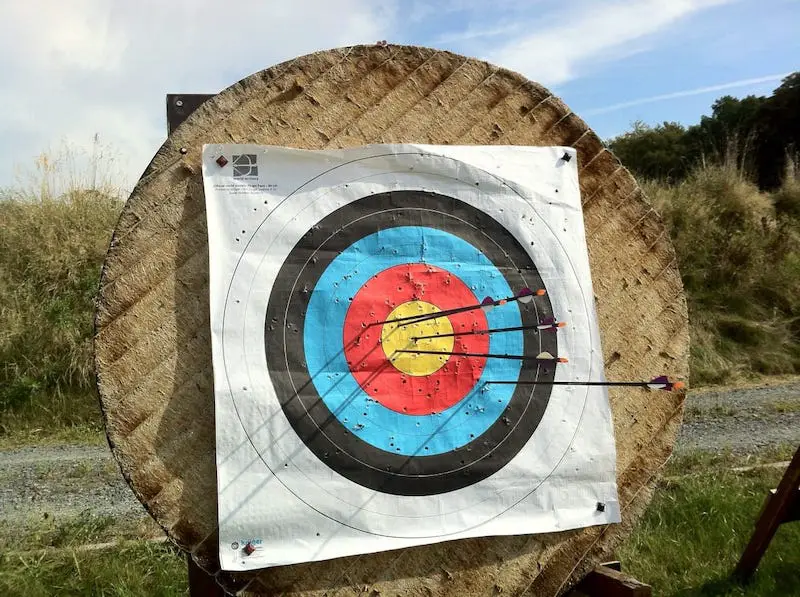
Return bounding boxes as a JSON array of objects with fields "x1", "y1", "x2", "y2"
[
  {"x1": 646, "y1": 164, "x2": 800, "y2": 384},
  {"x1": 0, "y1": 150, "x2": 123, "y2": 430}
]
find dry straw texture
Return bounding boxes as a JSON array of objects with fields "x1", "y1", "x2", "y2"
[{"x1": 94, "y1": 44, "x2": 689, "y2": 596}]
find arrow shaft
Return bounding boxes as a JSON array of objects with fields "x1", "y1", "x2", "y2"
[
  {"x1": 487, "y1": 380, "x2": 655, "y2": 387},
  {"x1": 370, "y1": 297, "x2": 515, "y2": 327},
  {"x1": 396, "y1": 350, "x2": 559, "y2": 361},
  {"x1": 411, "y1": 324, "x2": 540, "y2": 340},
  {"x1": 370, "y1": 290, "x2": 543, "y2": 328}
]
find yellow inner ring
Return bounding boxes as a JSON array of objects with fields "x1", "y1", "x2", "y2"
[{"x1": 381, "y1": 301, "x2": 454, "y2": 376}]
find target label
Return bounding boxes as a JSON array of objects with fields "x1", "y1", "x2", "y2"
[{"x1": 203, "y1": 144, "x2": 620, "y2": 571}]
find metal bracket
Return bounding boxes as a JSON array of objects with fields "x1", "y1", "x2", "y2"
[{"x1": 166, "y1": 94, "x2": 215, "y2": 135}]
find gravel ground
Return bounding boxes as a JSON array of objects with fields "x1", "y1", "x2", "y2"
[
  {"x1": 0, "y1": 444, "x2": 142, "y2": 527},
  {"x1": 675, "y1": 381, "x2": 800, "y2": 456},
  {"x1": 1, "y1": 381, "x2": 798, "y2": 532}
]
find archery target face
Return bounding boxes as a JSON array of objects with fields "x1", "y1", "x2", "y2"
[{"x1": 203, "y1": 144, "x2": 620, "y2": 571}]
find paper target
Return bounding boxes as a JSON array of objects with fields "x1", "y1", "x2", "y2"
[{"x1": 203, "y1": 144, "x2": 620, "y2": 571}]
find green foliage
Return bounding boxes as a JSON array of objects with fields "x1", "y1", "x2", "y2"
[
  {"x1": 646, "y1": 165, "x2": 800, "y2": 384},
  {"x1": 756, "y1": 72, "x2": 800, "y2": 190},
  {"x1": 607, "y1": 121, "x2": 694, "y2": 182},
  {"x1": 687, "y1": 94, "x2": 765, "y2": 177},
  {"x1": 771, "y1": 158, "x2": 800, "y2": 219},
  {"x1": 0, "y1": 151, "x2": 123, "y2": 431},
  {"x1": 0, "y1": 541, "x2": 186, "y2": 597},
  {"x1": 619, "y1": 468, "x2": 800, "y2": 596}
]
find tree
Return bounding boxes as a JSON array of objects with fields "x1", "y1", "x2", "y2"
[
  {"x1": 685, "y1": 94, "x2": 765, "y2": 175},
  {"x1": 608, "y1": 121, "x2": 695, "y2": 182},
  {"x1": 608, "y1": 72, "x2": 800, "y2": 188},
  {"x1": 755, "y1": 73, "x2": 800, "y2": 189}
]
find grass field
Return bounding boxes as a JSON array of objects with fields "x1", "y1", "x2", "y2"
[
  {"x1": 618, "y1": 466, "x2": 799, "y2": 596},
  {"x1": 0, "y1": 542, "x2": 186, "y2": 597},
  {"x1": 0, "y1": 150, "x2": 123, "y2": 437},
  {"x1": 0, "y1": 462, "x2": 796, "y2": 596}
]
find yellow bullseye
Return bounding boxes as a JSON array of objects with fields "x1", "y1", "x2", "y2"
[{"x1": 381, "y1": 301, "x2": 454, "y2": 376}]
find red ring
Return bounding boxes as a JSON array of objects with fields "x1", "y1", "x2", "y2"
[{"x1": 343, "y1": 263, "x2": 488, "y2": 415}]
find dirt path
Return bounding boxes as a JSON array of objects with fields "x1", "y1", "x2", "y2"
[{"x1": 2, "y1": 381, "x2": 798, "y2": 530}]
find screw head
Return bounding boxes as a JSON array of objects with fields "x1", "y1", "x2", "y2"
[
  {"x1": 596, "y1": 501, "x2": 606, "y2": 512},
  {"x1": 175, "y1": 99, "x2": 184, "y2": 107},
  {"x1": 216, "y1": 155, "x2": 229, "y2": 167}
]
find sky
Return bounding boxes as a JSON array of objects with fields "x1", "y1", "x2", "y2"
[{"x1": 0, "y1": 0, "x2": 798, "y2": 190}]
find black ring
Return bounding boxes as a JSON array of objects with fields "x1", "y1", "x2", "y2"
[{"x1": 265, "y1": 190, "x2": 555, "y2": 495}]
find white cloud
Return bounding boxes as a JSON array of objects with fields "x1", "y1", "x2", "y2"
[
  {"x1": 433, "y1": 23, "x2": 522, "y2": 46},
  {"x1": 582, "y1": 73, "x2": 790, "y2": 115},
  {"x1": 0, "y1": 0, "x2": 747, "y2": 190},
  {"x1": 0, "y1": 0, "x2": 396, "y2": 189},
  {"x1": 487, "y1": 0, "x2": 733, "y2": 86}
]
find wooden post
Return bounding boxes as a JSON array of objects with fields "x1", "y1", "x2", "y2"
[
  {"x1": 188, "y1": 555, "x2": 226, "y2": 596},
  {"x1": 733, "y1": 444, "x2": 800, "y2": 582},
  {"x1": 569, "y1": 562, "x2": 652, "y2": 597}
]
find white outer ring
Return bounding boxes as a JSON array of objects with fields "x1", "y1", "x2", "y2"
[{"x1": 218, "y1": 152, "x2": 596, "y2": 538}]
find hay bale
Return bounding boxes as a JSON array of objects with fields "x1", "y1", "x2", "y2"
[{"x1": 94, "y1": 44, "x2": 688, "y2": 596}]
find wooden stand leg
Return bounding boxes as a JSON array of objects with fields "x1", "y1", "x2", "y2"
[
  {"x1": 733, "y1": 444, "x2": 800, "y2": 583},
  {"x1": 569, "y1": 562, "x2": 652, "y2": 597},
  {"x1": 188, "y1": 555, "x2": 225, "y2": 596}
]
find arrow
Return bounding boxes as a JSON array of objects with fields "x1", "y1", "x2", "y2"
[
  {"x1": 411, "y1": 323, "x2": 544, "y2": 341},
  {"x1": 537, "y1": 317, "x2": 567, "y2": 332},
  {"x1": 370, "y1": 287, "x2": 546, "y2": 328},
  {"x1": 486, "y1": 375, "x2": 685, "y2": 391},
  {"x1": 395, "y1": 350, "x2": 568, "y2": 363}
]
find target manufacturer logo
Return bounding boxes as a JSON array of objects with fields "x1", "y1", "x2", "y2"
[{"x1": 232, "y1": 154, "x2": 258, "y2": 178}]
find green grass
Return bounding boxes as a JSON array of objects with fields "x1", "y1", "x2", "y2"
[
  {"x1": 0, "y1": 149, "x2": 123, "y2": 434},
  {"x1": 0, "y1": 464, "x2": 796, "y2": 596},
  {"x1": 0, "y1": 511, "x2": 161, "y2": 553},
  {"x1": 0, "y1": 511, "x2": 179, "y2": 596},
  {"x1": 0, "y1": 541, "x2": 186, "y2": 597},
  {"x1": 772, "y1": 400, "x2": 800, "y2": 414},
  {"x1": 664, "y1": 443, "x2": 798, "y2": 477},
  {"x1": 0, "y1": 422, "x2": 105, "y2": 449},
  {"x1": 619, "y1": 467, "x2": 800, "y2": 596}
]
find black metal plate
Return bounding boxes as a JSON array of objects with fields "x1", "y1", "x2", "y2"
[{"x1": 166, "y1": 93, "x2": 215, "y2": 135}]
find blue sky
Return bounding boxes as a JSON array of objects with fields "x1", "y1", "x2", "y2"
[{"x1": 0, "y1": 0, "x2": 797, "y2": 189}]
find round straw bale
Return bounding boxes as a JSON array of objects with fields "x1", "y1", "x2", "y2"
[{"x1": 94, "y1": 44, "x2": 688, "y2": 596}]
